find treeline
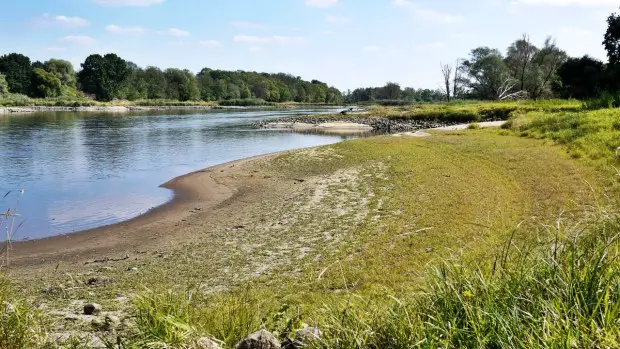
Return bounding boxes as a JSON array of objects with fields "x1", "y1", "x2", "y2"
[
  {"x1": 347, "y1": 7, "x2": 620, "y2": 104},
  {"x1": 0, "y1": 53, "x2": 343, "y2": 104},
  {"x1": 344, "y1": 83, "x2": 444, "y2": 104}
]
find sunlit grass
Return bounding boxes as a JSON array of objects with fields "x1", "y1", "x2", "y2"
[{"x1": 504, "y1": 108, "x2": 620, "y2": 166}]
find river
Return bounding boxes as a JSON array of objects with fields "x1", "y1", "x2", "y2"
[{"x1": 0, "y1": 108, "x2": 360, "y2": 240}]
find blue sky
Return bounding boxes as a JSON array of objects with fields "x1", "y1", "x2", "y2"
[{"x1": 0, "y1": 0, "x2": 617, "y2": 90}]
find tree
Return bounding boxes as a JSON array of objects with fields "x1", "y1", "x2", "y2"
[
  {"x1": 78, "y1": 54, "x2": 131, "y2": 101},
  {"x1": 505, "y1": 34, "x2": 538, "y2": 91},
  {"x1": 462, "y1": 47, "x2": 514, "y2": 100},
  {"x1": 0, "y1": 73, "x2": 8, "y2": 94},
  {"x1": 453, "y1": 59, "x2": 464, "y2": 99},
  {"x1": 197, "y1": 69, "x2": 215, "y2": 101},
  {"x1": 526, "y1": 38, "x2": 567, "y2": 99},
  {"x1": 380, "y1": 82, "x2": 401, "y2": 100},
  {"x1": 144, "y1": 66, "x2": 167, "y2": 99},
  {"x1": 0, "y1": 53, "x2": 32, "y2": 94},
  {"x1": 440, "y1": 63, "x2": 453, "y2": 101},
  {"x1": 44, "y1": 59, "x2": 76, "y2": 88},
  {"x1": 123, "y1": 62, "x2": 148, "y2": 101},
  {"x1": 30, "y1": 68, "x2": 62, "y2": 98},
  {"x1": 604, "y1": 8, "x2": 620, "y2": 65},
  {"x1": 555, "y1": 56, "x2": 605, "y2": 99},
  {"x1": 164, "y1": 68, "x2": 199, "y2": 101}
]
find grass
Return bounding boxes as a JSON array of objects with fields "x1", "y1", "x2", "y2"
[
  {"x1": 503, "y1": 108, "x2": 620, "y2": 166},
  {"x1": 0, "y1": 279, "x2": 45, "y2": 348},
  {"x1": 312, "y1": 214, "x2": 620, "y2": 348},
  {"x1": 5, "y1": 102, "x2": 620, "y2": 347},
  {"x1": 107, "y1": 210, "x2": 620, "y2": 349},
  {"x1": 309, "y1": 100, "x2": 585, "y2": 123}
]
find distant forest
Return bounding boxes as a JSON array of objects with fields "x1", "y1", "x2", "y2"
[
  {"x1": 0, "y1": 53, "x2": 343, "y2": 104},
  {"x1": 1, "y1": 7, "x2": 619, "y2": 105}
]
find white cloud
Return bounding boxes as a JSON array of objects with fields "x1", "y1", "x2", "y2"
[
  {"x1": 326, "y1": 15, "x2": 351, "y2": 24},
  {"x1": 199, "y1": 40, "x2": 221, "y2": 48},
  {"x1": 363, "y1": 45, "x2": 379, "y2": 51},
  {"x1": 106, "y1": 24, "x2": 147, "y2": 34},
  {"x1": 158, "y1": 28, "x2": 190, "y2": 37},
  {"x1": 94, "y1": 0, "x2": 164, "y2": 7},
  {"x1": 62, "y1": 35, "x2": 96, "y2": 45},
  {"x1": 230, "y1": 21, "x2": 265, "y2": 29},
  {"x1": 233, "y1": 35, "x2": 305, "y2": 44},
  {"x1": 40, "y1": 14, "x2": 90, "y2": 28},
  {"x1": 512, "y1": 0, "x2": 617, "y2": 6},
  {"x1": 306, "y1": 0, "x2": 339, "y2": 8},
  {"x1": 393, "y1": 0, "x2": 463, "y2": 23}
]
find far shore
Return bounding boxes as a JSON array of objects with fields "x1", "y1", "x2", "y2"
[{"x1": 0, "y1": 104, "x2": 344, "y2": 114}]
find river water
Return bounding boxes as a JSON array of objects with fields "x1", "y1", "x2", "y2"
[{"x1": 0, "y1": 108, "x2": 359, "y2": 240}]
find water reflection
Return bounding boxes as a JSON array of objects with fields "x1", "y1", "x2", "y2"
[{"x1": 0, "y1": 108, "x2": 358, "y2": 240}]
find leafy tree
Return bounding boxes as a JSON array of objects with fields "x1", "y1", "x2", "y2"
[
  {"x1": 604, "y1": 8, "x2": 620, "y2": 65},
  {"x1": 0, "y1": 73, "x2": 8, "y2": 94},
  {"x1": 379, "y1": 82, "x2": 401, "y2": 100},
  {"x1": 0, "y1": 53, "x2": 32, "y2": 94},
  {"x1": 78, "y1": 54, "x2": 131, "y2": 101},
  {"x1": 123, "y1": 62, "x2": 148, "y2": 101},
  {"x1": 555, "y1": 56, "x2": 605, "y2": 99},
  {"x1": 144, "y1": 66, "x2": 167, "y2": 99},
  {"x1": 164, "y1": 68, "x2": 199, "y2": 101},
  {"x1": 30, "y1": 68, "x2": 62, "y2": 98},
  {"x1": 525, "y1": 38, "x2": 567, "y2": 99},
  {"x1": 44, "y1": 59, "x2": 76, "y2": 88},
  {"x1": 197, "y1": 70, "x2": 214, "y2": 101},
  {"x1": 462, "y1": 47, "x2": 516, "y2": 100},
  {"x1": 240, "y1": 85, "x2": 251, "y2": 99}
]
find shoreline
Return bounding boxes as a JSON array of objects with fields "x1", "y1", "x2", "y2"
[
  {"x1": 10, "y1": 152, "x2": 281, "y2": 269},
  {"x1": 0, "y1": 104, "x2": 343, "y2": 114}
]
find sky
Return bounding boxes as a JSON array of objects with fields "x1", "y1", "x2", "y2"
[{"x1": 0, "y1": 0, "x2": 617, "y2": 91}]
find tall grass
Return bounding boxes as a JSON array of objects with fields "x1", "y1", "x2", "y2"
[
  {"x1": 312, "y1": 215, "x2": 620, "y2": 348},
  {"x1": 0, "y1": 279, "x2": 45, "y2": 348},
  {"x1": 504, "y1": 108, "x2": 620, "y2": 164}
]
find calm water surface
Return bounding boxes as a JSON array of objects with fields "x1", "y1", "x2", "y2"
[{"x1": 0, "y1": 108, "x2": 358, "y2": 240}]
